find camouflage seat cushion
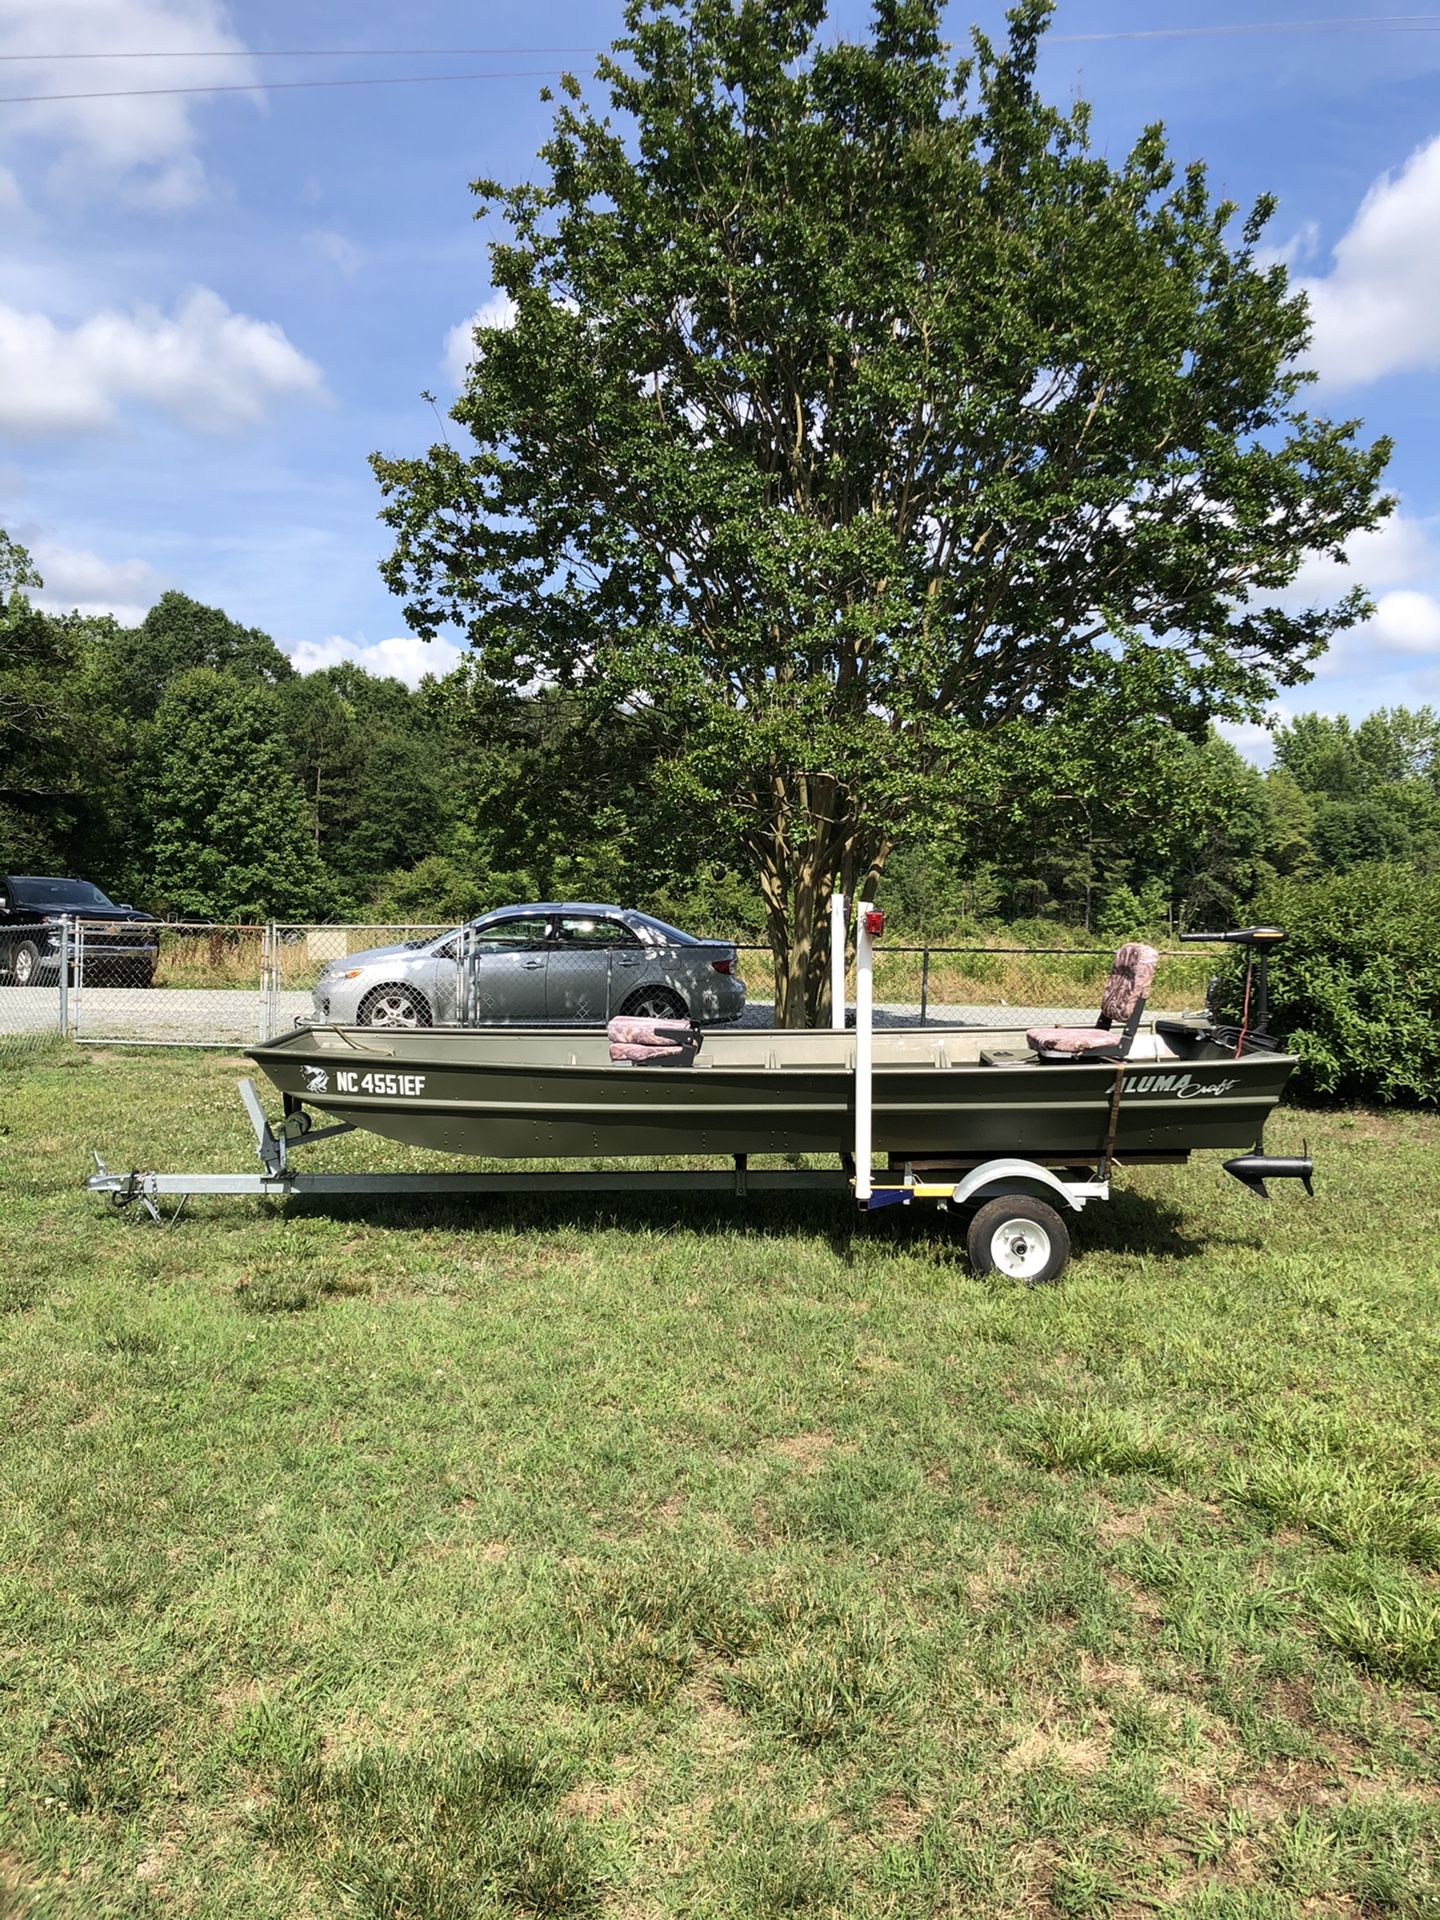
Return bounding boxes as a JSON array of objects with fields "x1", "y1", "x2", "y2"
[
  {"x1": 607, "y1": 1016, "x2": 702, "y2": 1064},
  {"x1": 1025, "y1": 1025, "x2": 1116, "y2": 1054}
]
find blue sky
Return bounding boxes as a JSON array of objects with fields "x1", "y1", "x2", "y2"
[{"x1": 3, "y1": 0, "x2": 1440, "y2": 756}]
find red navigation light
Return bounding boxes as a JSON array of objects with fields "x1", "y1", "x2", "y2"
[{"x1": 863, "y1": 909, "x2": 885, "y2": 937}]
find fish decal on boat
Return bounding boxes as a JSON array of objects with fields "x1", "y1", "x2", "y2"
[{"x1": 301, "y1": 1064, "x2": 330, "y2": 1093}]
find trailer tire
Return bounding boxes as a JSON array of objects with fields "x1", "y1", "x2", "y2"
[{"x1": 966, "y1": 1195, "x2": 1070, "y2": 1285}]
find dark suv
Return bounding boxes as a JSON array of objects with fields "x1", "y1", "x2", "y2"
[{"x1": 0, "y1": 876, "x2": 161, "y2": 987}]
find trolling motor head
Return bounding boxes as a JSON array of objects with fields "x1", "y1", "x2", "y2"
[{"x1": 1181, "y1": 924, "x2": 1286, "y2": 1043}]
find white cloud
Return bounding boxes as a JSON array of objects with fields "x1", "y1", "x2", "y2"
[
  {"x1": 1298, "y1": 135, "x2": 1440, "y2": 386},
  {"x1": 0, "y1": 288, "x2": 325, "y2": 436},
  {"x1": 1255, "y1": 219, "x2": 1318, "y2": 274},
  {"x1": 28, "y1": 537, "x2": 162, "y2": 621},
  {"x1": 308, "y1": 229, "x2": 363, "y2": 276},
  {"x1": 286, "y1": 633, "x2": 465, "y2": 687},
  {"x1": 443, "y1": 292, "x2": 517, "y2": 385},
  {"x1": 0, "y1": 0, "x2": 259, "y2": 210},
  {"x1": 1369, "y1": 589, "x2": 1440, "y2": 655},
  {"x1": 1284, "y1": 508, "x2": 1437, "y2": 607}
]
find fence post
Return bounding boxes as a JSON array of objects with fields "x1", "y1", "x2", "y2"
[
  {"x1": 260, "y1": 923, "x2": 274, "y2": 1039},
  {"x1": 69, "y1": 920, "x2": 82, "y2": 1038},
  {"x1": 57, "y1": 915, "x2": 70, "y2": 1038},
  {"x1": 919, "y1": 947, "x2": 930, "y2": 1027}
]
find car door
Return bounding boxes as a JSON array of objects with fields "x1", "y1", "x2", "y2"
[
  {"x1": 424, "y1": 933, "x2": 463, "y2": 1023},
  {"x1": 458, "y1": 913, "x2": 553, "y2": 1023},
  {"x1": 548, "y1": 914, "x2": 644, "y2": 1021}
]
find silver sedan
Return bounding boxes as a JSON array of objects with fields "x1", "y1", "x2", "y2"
[{"x1": 311, "y1": 902, "x2": 747, "y2": 1030}]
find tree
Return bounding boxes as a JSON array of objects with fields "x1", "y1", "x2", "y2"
[
  {"x1": 98, "y1": 591, "x2": 294, "y2": 720},
  {"x1": 1273, "y1": 709, "x2": 1440, "y2": 874},
  {"x1": 0, "y1": 534, "x2": 90, "y2": 869},
  {"x1": 400, "y1": 1, "x2": 1385, "y2": 1013},
  {"x1": 146, "y1": 669, "x2": 331, "y2": 921}
]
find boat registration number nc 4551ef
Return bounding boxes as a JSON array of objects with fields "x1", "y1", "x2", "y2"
[{"x1": 301, "y1": 1065, "x2": 428, "y2": 1098}]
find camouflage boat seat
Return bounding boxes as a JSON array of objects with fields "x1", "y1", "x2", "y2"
[
  {"x1": 1025, "y1": 942, "x2": 1159, "y2": 1063},
  {"x1": 607, "y1": 1016, "x2": 704, "y2": 1065}
]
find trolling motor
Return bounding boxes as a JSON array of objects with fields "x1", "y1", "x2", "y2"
[
  {"x1": 1180, "y1": 923, "x2": 1286, "y2": 1043},
  {"x1": 1180, "y1": 926, "x2": 1314, "y2": 1200}
]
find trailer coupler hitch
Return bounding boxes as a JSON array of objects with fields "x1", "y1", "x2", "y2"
[
  {"x1": 88, "y1": 1153, "x2": 167, "y2": 1223},
  {"x1": 1223, "y1": 1147, "x2": 1314, "y2": 1200}
]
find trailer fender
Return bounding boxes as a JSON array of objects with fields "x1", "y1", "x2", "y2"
[{"x1": 948, "y1": 1159, "x2": 1108, "y2": 1214}]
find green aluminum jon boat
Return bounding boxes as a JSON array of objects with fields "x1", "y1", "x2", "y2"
[
  {"x1": 246, "y1": 1017, "x2": 1296, "y2": 1167},
  {"x1": 88, "y1": 923, "x2": 1312, "y2": 1284}
]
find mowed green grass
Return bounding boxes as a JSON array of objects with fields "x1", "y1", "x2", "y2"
[{"x1": 3, "y1": 1042, "x2": 1440, "y2": 1919}]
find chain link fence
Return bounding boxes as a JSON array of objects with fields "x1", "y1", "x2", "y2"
[
  {"x1": 0, "y1": 914, "x2": 1226, "y2": 1049},
  {"x1": 0, "y1": 912, "x2": 74, "y2": 1053},
  {"x1": 863, "y1": 943, "x2": 1223, "y2": 1027}
]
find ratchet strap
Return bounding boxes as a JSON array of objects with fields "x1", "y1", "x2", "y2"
[{"x1": 1100, "y1": 1059, "x2": 1127, "y2": 1180}]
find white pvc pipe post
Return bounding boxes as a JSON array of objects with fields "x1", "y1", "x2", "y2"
[
  {"x1": 830, "y1": 892, "x2": 847, "y2": 1032},
  {"x1": 854, "y1": 899, "x2": 874, "y2": 1204}
]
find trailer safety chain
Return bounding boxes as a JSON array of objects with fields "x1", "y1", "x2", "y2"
[{"x1": 107, "y1": 1168, "x2": 188, "y2": 1228}]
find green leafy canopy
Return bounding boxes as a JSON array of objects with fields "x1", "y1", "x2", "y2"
[{"x1": 373, "y1": 0, "x2": 1391, "y2": 1015}]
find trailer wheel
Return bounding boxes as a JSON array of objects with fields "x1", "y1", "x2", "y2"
[{"x1": 966, "y1": 1195, "x2": 1070, "y2": 1285}]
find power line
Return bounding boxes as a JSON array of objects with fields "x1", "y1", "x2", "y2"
[
  {"x1": 4, "y1": 17, "x2": 1440, "y2": 65},
  {"x1": 0, "y1": 69, "x2": 565, "y2": 108},
  {"x1": 0, "y1": 46, "x2": 600, "y2": 62},
  {"x1": 2, "y1": 16, "x2": 1437, "y2": 104},
  {"x1": 1053, "y1": 13, "x2": 1440, "y2": 43}
]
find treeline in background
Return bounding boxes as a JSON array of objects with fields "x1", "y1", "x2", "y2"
[
  {"x1": 8, "y1": 583, "x2": 1440, "y2": 935},
  {"x1": 6, "y1": 581, "x2": 1439, "y2": 1104}
]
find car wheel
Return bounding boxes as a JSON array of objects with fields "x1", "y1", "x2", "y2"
[
  {"x1": 12, "y1": 941, "x2": 41, "y2": 987},
  {"x1": 619, "y1": 985, "x2": 688, "y2": 1021},
  {"x1": 357, "y1": 984, "x2": 433, "y2": 1029}
]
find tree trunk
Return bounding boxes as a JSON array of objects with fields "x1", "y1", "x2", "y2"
[{"x1": 750, "y1": 773, "x2": 887, "y2": 1027}]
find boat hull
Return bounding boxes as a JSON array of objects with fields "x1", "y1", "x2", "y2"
[{"x1": 248, "y1": 1025, "x2": 1295, "y2": 1165}]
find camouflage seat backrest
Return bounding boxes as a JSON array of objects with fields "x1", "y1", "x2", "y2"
[{"x1": 1098, "y1": 943, "x2": 1159, "y2": 1029}]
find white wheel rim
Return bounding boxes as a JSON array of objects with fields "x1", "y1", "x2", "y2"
[
  {"x1": 15, "y1": 951, "x2": 33, "y2": 984},
  {"x1": 368, "y1": 993, "x2": 419, "y2": 1028},
  {"x1": 989, "y1": 1216, "x2": 1052, "y2": 1280}
]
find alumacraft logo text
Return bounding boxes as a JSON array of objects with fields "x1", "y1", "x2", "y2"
[{"x1": 1122, "y1": 1070, "x2": 1241, "y2": 1100}]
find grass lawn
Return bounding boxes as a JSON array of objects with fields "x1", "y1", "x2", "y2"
[{"x1": 3, "y1": 1042, "x2": 1440, "y2": 1919}]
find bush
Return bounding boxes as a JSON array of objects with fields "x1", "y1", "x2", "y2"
[{"x1": 1226, "y1": 864, "x2": 1440, "y2": 1105}]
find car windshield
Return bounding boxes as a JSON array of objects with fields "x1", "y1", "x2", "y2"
[{"x1": 12, "y1": 878, "x2": 115, "y2": 909}]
